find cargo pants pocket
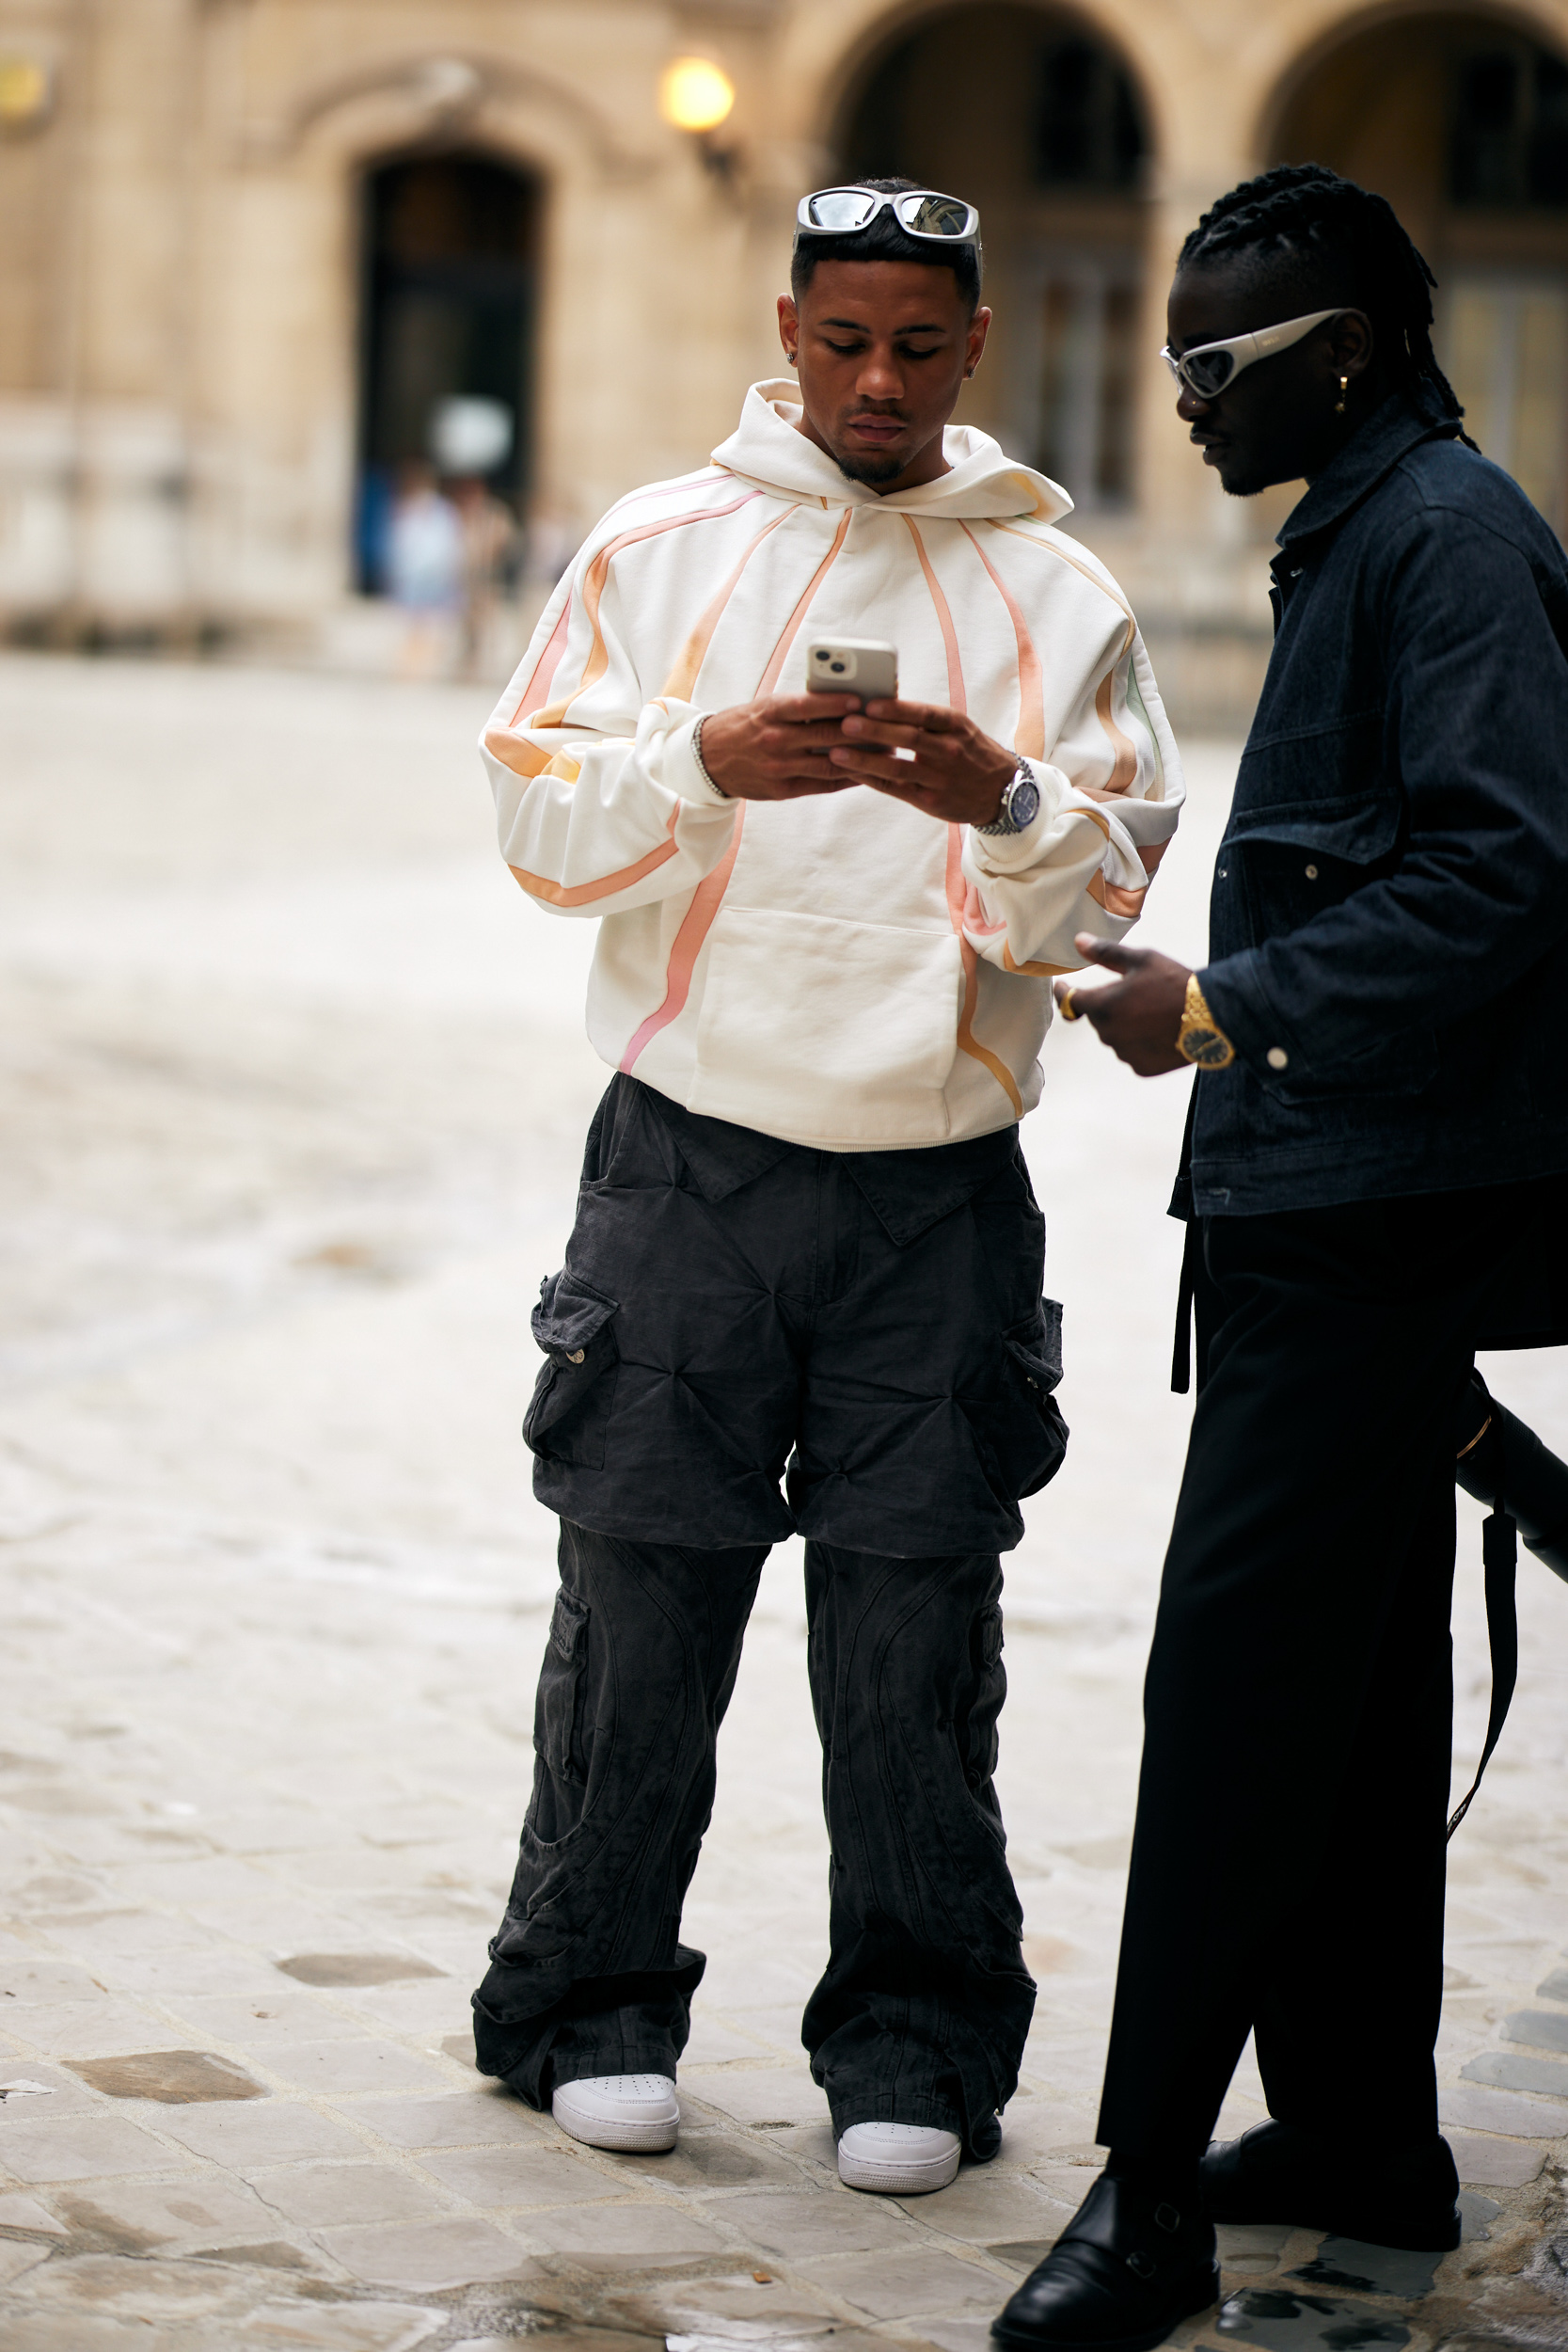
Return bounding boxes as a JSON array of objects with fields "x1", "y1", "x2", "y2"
[
  {"x1": 523, "y1": 1269, "x2": 620, "y2": 1470},
  {"x1": 959, "y1": 1601, "x2": 1007, "y2": 1798},
  {"x1": 990, "y1": 1297, "x2": 1069, "y2": 1500},
  {"x1": 533, "y1": 1586, "x2": 592, "y2": 1785}
]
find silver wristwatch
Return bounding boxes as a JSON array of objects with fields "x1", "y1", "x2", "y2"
[{"x1": 975, "y1": 762, "x2": 1041, "y2": 836}]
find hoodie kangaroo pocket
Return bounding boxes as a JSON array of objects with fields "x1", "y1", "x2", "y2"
[
  {"x1": 523, "y1": 1270, "x2": 619, "y2": 1470},
  {"x1": 688, "y1": 907, "x2": 962, "y2": 1143}
]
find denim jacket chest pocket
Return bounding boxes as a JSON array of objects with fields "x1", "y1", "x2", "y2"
[
  {"x1": 1214, "y1": 707, "x2": 1438, "y2": 1100},
  {"x1": 1215, "y1": 710, "x2": 1396, "y2": 938}
]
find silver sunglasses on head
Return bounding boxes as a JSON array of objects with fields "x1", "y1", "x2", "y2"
[
  {"x1": 1162, "y1": 308, "x2": 1344, "y2": 400},
  {"x1": 797, "y1": 184, "x2": 981, "y2": 246}
]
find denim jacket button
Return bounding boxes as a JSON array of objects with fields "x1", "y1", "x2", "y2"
[
  {"x1": 1266, "y1": 1046, "x2": 1289, "y2": 1070},
  {"x1": 1305, "y1": 863, "x2": 1319, "y2": 879}
]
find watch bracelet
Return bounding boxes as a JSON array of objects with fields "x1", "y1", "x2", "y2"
[{"x1": 690, "y1": 713, "x2": 730, "y2": 801}]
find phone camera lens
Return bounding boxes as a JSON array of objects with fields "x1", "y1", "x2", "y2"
[{"x1": 831, "y1": 660, "x2": 847, "y2": 673}]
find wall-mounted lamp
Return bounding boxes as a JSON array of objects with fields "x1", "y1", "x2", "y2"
[
  {"x1": 0, "y1": 53, "x2": 55, "y2": 135},
  {"x1": 657, "y1": 55, "x2": 738, "y2": 178}
]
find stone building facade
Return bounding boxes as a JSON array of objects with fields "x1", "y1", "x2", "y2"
[{"x1": 3, "y1": 0, "x2": 1568, "y2": 714}]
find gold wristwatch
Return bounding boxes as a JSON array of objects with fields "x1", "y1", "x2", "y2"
[{"x1": 1176, "y1": 973, "x2": 1235, "y2": 1070}]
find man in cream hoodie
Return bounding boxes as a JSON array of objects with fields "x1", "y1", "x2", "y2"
[{"x1": 472, "y1": 181, "x2": 1182, "y2": 2196}]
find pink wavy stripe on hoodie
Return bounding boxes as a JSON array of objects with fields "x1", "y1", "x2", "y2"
[
  {"x1": 756, "y1": 510, "x2": 852, "y2": 692},
  {"x1": 503, "y1": 594, "x2": 572, "y2": 730},
  {"x1": 944, "y1": 826, "x2": 1022, "y2": 1118},
  {"x1": 902, "y1": 516, "x2": 966, "y2": 712},
  {"x1": 959, "y1": 522, "x2": 1046, "y2": 761},
  {"x1": 619, "y1": 808, "x2": 746, "y2": 1073}
]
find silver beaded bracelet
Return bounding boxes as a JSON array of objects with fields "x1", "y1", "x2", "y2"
[{"x1": 691, "y1": 714, "x2": 730, "y2": 801}]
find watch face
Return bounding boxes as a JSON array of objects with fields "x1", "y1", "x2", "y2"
[
  {"x1": 1008, "y1": 775, "x2": 1040, "y2": 829},
  {"x1": 1182, "y1": 1028, "x2": 1233, "y2": 1070}
]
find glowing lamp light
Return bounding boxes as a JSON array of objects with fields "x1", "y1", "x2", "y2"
[
  {"x1": 658, "y1": 56, "x2": 736, "y2": 135},
  {"x1": 0, "y1": 55, "x2": 52, "y2": 130}
]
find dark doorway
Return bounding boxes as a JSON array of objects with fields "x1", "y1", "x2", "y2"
[{"x1": 356, "y1": 151, "x2": 540, "y2": 592}]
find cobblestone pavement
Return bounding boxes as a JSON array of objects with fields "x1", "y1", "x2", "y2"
[{"x1": 0, "y1": 652, "x2": 1564, "y2": 2352}]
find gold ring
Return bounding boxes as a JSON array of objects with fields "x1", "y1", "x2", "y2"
[{"x1": 1059, "y1": 990, "x2": 1080, "y2": 1022}]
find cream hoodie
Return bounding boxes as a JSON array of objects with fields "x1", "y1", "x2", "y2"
[{"x1": 483, "y1": 381, "x2": 1183, "y2": 1151}]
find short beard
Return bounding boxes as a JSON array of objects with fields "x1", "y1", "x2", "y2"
[
  {"x1": 832, "y1": 446, "x2": 906, "y2": 487},
  {"x1": 1214, "y1": 459, "x2": 1271, "y2": 499}
]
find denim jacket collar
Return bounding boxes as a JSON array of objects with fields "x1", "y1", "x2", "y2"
[{"x1": 1275, "y1": 382, "x2": 1463, "y2": 555}]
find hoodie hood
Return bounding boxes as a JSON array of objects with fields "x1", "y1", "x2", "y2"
[{"x1": 712, "y1": 378, "x2": 1072, "y2": 524}]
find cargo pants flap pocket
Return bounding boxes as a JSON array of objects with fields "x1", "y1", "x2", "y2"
[
  {"x1": 548, "y1": 1586, "x2": 590, "y2": 1661},
  {"x1": 524, "y1": 1270, "x2": 620, "y2": 1469},
  {"x1": 531, "y1": 1269, "x2": 619, "y2": 1363},
  {"x1": 1004, "y1": 1296, "x2": 1064, "y2": 1393},
  {"x1": 990, "y1": 1297, "x2": 1068, "y2": 1502},
  {"x1": 534, "y1": 1585, "x2": 592, "y2": 1783}
]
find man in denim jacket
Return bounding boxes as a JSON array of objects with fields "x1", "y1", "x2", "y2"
[{"x1": 992, "y1": 166, "x2": 1568, "y2": 2352}]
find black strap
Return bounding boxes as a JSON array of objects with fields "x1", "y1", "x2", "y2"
[
  {"x1": 1448, "y1": 1381, "x2": 1519, "y2": 1840},
  {"x1": 1171, "y1": 1219, "x2": 1199, "y2": 1396}
]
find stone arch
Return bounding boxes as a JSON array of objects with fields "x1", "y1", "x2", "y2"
[
  {"x1": 814, "y1": 0, "x2": 1164, "y2": 178},
  {"x1": 1259, "y1": 2, "x2": 1568, "y2": 532},
  {"x1": 245, "y1": 48, "x2": 651, "y2": 183},
  {"x1": 819, "y1": 0, "x2": 1156, "y2": 511},
  {"x1": 1256, "y1": 0, "x2": 1568, "y2": 178},
  {"x1": 235, "y1": 45, "x2": 657, "y2": 601}
]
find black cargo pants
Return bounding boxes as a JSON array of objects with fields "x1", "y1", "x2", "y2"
[{"x1": 473, "y1": 1075, "x2": 1065, "y2": 2153}]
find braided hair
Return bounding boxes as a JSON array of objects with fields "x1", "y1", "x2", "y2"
[{"x1": 1179, "y1": 162, "x2": 1473, "y2": 437}]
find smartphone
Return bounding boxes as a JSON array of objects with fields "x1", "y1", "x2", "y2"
[{"x1": 806, "y1": 637, "x2": 898, "y2": 701}]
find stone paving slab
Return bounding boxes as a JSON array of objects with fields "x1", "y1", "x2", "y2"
[{"x1": 0, "y1": 657, "x2": 1564, "y2": 2351}]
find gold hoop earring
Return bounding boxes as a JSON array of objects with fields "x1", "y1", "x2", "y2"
[{"x1": 1335, "y1": 374, "x2": 1349, "y2": 414}]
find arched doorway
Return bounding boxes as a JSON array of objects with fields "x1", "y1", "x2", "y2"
[
  {"x1": 356, "y1": 151, "x2": 541, "y2": 592},
  {"x1": 1270, "y1": 14, "x2": 1568, "y2": 536},
  {"x1": 836, "y1": 3, "x2": 1151, "y2": 511}
]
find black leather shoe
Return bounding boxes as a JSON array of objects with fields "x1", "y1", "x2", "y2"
[
  {"x1": 991, "y1": 2173, "x2": 1220, "y2": 2352},
  {"x1": 1200, "y1": 2120, "x2": 1461, "y2": 2252}
]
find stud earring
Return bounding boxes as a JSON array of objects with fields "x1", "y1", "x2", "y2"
[{"x1": 1335, "y1": 374, "x2": 1349, "y2": 414}]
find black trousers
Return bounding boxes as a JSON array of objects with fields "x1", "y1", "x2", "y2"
[
  {"x1": 472, "y1": 1078, "x2": 1060, "y2": 2153},
  {"x1": 1098, "y1": 1188, "x2": 1526, "y2": 2160}
]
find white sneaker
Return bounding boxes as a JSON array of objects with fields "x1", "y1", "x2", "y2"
[
  {"x1": 838, "y1": 2120, "x2": 961, "y2": 2194},
  {"x1": 551, "y1": 2072, "x2": 679, "y2": 2152}
]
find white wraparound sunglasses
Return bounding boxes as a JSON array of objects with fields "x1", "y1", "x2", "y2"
[
  {"x1": 796, "y1": 185, "x2": 981, "y2": 246},
  {"x1": 1162, "y1": 308, "x2": 1344, "y2": 399}
]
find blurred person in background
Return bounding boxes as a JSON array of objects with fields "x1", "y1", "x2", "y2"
[
  {"x1": 452, "y1": 475, "x2": 518, "y2": 681},
  {"x1": 470, "y1": 180, "x2": 1183, "y2": 2198},
  {"x1": 992, "y1": 166, "x2": 1568, "y2": 2352},
  {"x1": 387, "y1": 459, "x2": 463, "y2": 677},
  {"x1": 522, "y1": 499, "x2": 578, "y2": 594}
]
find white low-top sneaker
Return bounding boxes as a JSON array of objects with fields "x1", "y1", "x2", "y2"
[
  {"x1": 838, "y1": 2120, "x2": 961, "y2": 2194},
  {"x1": 551, "y1": 2072, "x2": 679, "y2": 2152}
]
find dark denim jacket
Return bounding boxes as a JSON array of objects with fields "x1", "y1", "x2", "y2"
[{"x1": 1178, "y1": 382, "x2": 1568, "y2": 1222}]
